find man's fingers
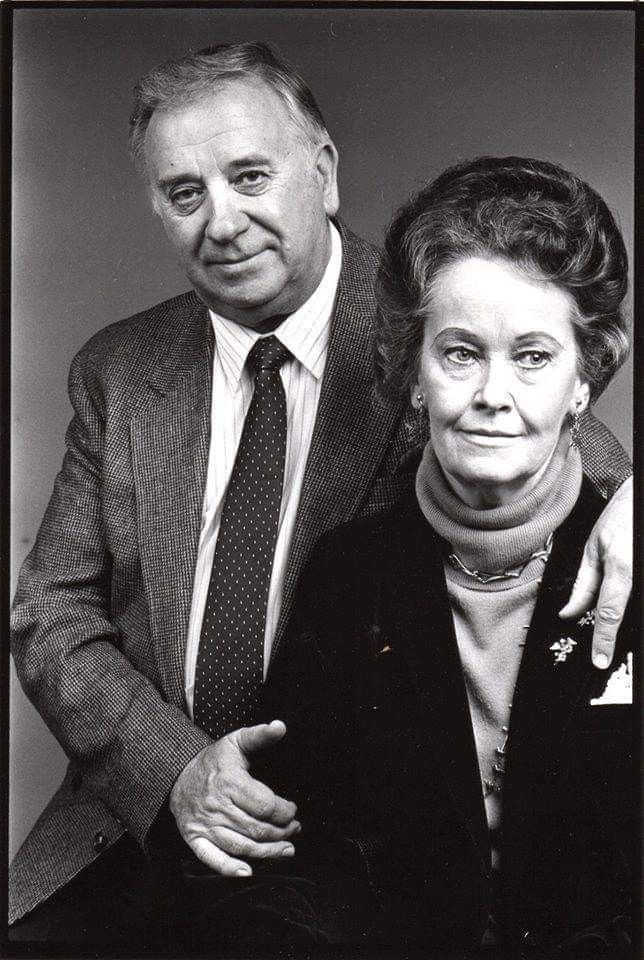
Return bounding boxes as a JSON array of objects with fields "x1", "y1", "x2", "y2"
[
  {"x1": 560, "y1": 547, "x2": 632, "y2": 669},
  {"x1": 590, "y1": 569, "x2": 632, "y2": 670},
  {"x1": 235, "y1": 720, "x2": 286, "y2": 757},
  {"x1": 231, "y1": 774, "x2": 297, "y2": 826},
  {"x1": 559, "y1": 547, "x2": 601, "y2": 621},
  {"x1": 189, "y1": 836, "x2": 253, "y2": 877},
  {"x1": 218, "y1": 802, "x2": 302, "y2": 842},
  {"x1": 224, "y1": 756, "x2": 298, "y2": 826},
  {"x1": 209, "y1": 825, "x2": 295, "y2": 861}
]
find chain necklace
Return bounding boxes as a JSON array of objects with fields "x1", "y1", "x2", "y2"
[{"x1": 447, "y1": 533, "x2": 554, "y2": 584}]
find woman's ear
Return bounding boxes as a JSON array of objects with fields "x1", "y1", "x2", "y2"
[
  {"x1": 411, "y1": 383, "x2": 425, "y2": 410},
  {"x1": 571, "y1": 380, "x2": 590, "y2": 416}
]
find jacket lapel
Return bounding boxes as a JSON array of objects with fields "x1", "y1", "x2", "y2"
[
  {"x1": 273, "y1": 227, "x2": 404, "y2": 655},
  {"x1": 130, "y1": 296, "x2": 212, "y2": 708},
  {"x1": 504, "y1": 485, "x2": 600, "y2": 780},
  {"x1": 384, "y1": 498, "x2": 491, "y2": 868},
  {"x1": 500, "y1": 483, "x2": 603, "y2": 886}
]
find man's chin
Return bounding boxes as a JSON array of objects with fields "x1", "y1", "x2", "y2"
[{"x1": 192, "y1": 283, "x2": 290, "y2": 329}]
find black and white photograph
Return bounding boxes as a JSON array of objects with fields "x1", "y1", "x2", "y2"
[{"x1": 6, "y1": 3, "x2": 637, "y2": 956}]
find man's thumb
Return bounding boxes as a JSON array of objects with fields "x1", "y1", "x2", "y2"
[{"x1": 235, "y1": 720, "x2": 287, "y2": 756}]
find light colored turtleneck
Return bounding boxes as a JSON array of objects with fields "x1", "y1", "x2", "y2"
[{"x1": 415, "y1": 434, "x2": 583, "y2": 868}]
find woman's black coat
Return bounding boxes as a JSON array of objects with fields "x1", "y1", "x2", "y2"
[{"x1": 262, "y1": 479, "x2": 636, "y2": 951}]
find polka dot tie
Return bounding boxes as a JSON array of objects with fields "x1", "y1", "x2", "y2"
[{"x1": 193, "y1": 335, "x2": 291, "y2": 741}]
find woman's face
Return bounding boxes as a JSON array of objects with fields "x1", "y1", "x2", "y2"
[{"x1": 412, "y1": 256, "x2": 589, "y2": 508}]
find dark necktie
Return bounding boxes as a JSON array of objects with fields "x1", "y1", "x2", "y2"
[{"x1": 193, "y1": 335, "x2": 291, "y2": 741}]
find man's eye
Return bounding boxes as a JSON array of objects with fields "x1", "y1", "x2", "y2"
[
  {"x1": 235, "y1": 170, "x2": 268, "y2": 191},
  {"x1": 445, "y1": 347, "x2": 477, "y2": 365},
  {"x1": 516, "y1": 351, "x2": 551, "y2": 369},
  {"x1": 169, "y1": 187, "x2": 202, "y2": 211}
]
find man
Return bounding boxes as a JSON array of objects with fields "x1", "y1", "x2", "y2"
[{"x1": 10, "y1": 42, "x2": 632, "y2": 944}]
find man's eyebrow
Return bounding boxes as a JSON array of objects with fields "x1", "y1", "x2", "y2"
[
  {"x1": 227, "y1": 154, "x2": 272, "y2": 170},
  {"x1": 156, "y1": 155, "x2": 273, "y2": 193},
  {"x1": 156, "y1": 174, "x2": 200, "y2": 193}
]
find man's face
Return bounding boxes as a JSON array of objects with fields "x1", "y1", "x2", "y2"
[{"x1": 144, "y1": 79, "x2": 339, "y2": 327}]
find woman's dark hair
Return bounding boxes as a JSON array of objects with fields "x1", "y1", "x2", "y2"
[{"x1": 375, "y1": 156, "x2": 629, "y2": 402}]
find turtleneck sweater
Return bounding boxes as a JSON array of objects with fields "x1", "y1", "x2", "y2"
[{"x1": 415, "y1": 433, "x2": 582, "y2": 870}]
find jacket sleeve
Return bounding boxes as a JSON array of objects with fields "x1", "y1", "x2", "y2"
[
  {"x1": 579, "y1": 411, "x2": 631, "y2": 499},
  {"x1": 10, "y1": 350, "x2": 212, "y2": 846}
]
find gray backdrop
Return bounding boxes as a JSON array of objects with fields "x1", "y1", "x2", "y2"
[{"x1": 10, "y1": 7, "x2": 634, "y2": 859}]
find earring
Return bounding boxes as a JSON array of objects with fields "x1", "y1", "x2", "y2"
[
  {"x1": 415, "y1": 392, "x2": 425, "y2": 409},
  {"x1": 569, "y1": 409, "x2": 581, "y2": 448}
]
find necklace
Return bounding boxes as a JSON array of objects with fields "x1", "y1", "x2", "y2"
[
  {"x1": 483, "y1": 726, "x2": 509, "y2": 797},
  {"x1": 447, "y1": 533, "x2": 554, "y2": 584}
]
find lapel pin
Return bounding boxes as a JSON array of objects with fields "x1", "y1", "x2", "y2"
[{"x1": 550, "y1": 637, "x2": 578, "y2": 664}]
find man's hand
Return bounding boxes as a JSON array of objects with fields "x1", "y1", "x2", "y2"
[
  {"x1": 559, "y1": 476, "x2": 632, "y2": 669},
  {"x1": 169, "y1": 719, "x2": 300, "y2": 877}
]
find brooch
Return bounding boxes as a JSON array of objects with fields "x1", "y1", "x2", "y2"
[
  {"x1": 577, "y1": 609, "x2": 596, "y2": 628},
  {"x1": 550, "y1": 637, "x2": 578, "y2": 663}
]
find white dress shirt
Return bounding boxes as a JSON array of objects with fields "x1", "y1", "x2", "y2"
[{"x1": 184, "y1": 223, "x2": 343, "y2": 716}]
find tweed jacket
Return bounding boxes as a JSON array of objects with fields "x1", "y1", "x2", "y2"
[
  {"x1": 265, "y1": 480, "x2": 636, "y2": 951},
  {"x1": 9, "y1": 220, "x2": 631, "y2": 926},
  {"x1": 9, "y1": 227, "x2": 414, "y2": 923}
]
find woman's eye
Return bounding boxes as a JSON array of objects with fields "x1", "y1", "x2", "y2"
[
  {"x1": 516, "y1": 351, "x2": 551, "y2": 369},
  {"x1": 445, "y1": 347, "x2": 477, "y2": 365}
]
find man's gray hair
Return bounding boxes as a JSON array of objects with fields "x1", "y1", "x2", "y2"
[{"x1": 129, "y1": 41, "x2": 330, "y2": 172}]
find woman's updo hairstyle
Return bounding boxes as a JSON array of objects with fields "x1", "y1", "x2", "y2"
[{"x1": 375, "y1": 156, "x2": 629, "y2": 402}]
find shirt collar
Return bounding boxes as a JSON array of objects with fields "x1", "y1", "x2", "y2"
[{"x1": 209, "y1": 222, "x2": 342, "y2": 391}]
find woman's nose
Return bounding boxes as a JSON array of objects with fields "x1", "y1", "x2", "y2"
[
  {"x1": 204, "y1": 188, "x2": 249, "y2": 244},
  {"x1": 473, "y1": 359, "x2": 514, "y2": 411}
]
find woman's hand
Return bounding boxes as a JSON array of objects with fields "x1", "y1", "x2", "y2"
[{"x1": 559, "y1": 476, "x2": 632, "y2": 669}]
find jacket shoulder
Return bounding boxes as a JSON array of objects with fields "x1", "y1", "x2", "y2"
[
  {"x1": 75, "y1": 289, "x2": 204, "y2": 366},
  {"x1": 67, "y1": 290, "x2": 207, "y2": 403}
]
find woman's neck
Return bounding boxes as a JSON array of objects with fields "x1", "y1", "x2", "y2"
[
  {"x1": 415, "y1": 433, "x2": 583, "y2": 574},
  {"x1": 443, "y1": 451, "x2": 555, "y2": 509}
]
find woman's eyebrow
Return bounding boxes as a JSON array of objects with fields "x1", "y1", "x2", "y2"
[
  {"x1": 430, "y1": 326, "x2": 482, "y2": 345},
  {"x1": 513, "y1": 332, "x2": 564, "y2": 349}
]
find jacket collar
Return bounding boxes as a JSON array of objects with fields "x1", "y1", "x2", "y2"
[
  {"x1": 502, "y1": 479, "x2": 604, "y2": 808},
  {"x1": 382, "y1": 494, "x2": 492, "y2": 870},
  {"x1": 129, "y1": 294, "x2": 212, "y2": 707}
]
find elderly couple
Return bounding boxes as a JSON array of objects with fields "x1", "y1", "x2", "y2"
[{"x1": 10, "y1": 42, "x2": 634, "y2": 955}]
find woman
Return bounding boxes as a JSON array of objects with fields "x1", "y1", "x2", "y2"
[{"x1": 264, "y1": 157, "x2": 635, "y2": 952}]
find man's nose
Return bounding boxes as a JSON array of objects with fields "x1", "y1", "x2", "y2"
[
  {"x1": 473, "y1": 358, "x2": 514, "y2": 411},
  {"x1": 203, "y1": 187, "x2": 249, "y2": 244}
]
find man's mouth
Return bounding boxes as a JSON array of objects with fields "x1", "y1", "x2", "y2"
[{"x1": 207, "y1": 250, "x2": 263, "y2": 267}]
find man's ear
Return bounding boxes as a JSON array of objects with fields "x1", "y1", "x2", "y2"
[
  {"x1": 148, "y1": 185, "x2": 162, "y2": 217},
  {"x1": 316, "y1": 141, "x2": 339, "y2": 217}
]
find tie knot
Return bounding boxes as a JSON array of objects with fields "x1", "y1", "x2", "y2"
[{"x1": 247, "y1": 336, "x2": 291, "y2": 375}]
